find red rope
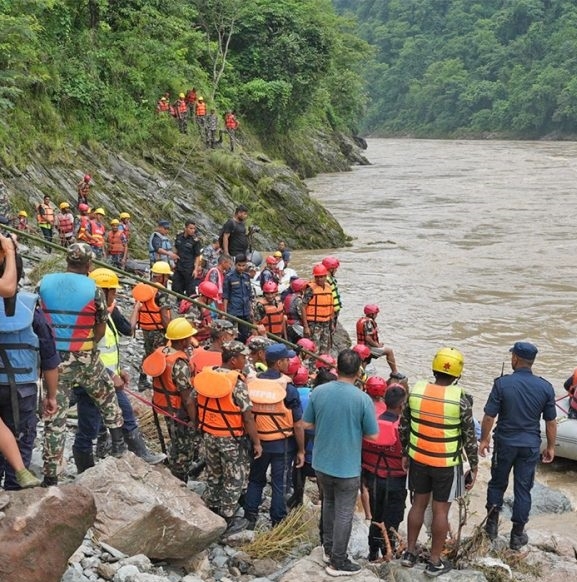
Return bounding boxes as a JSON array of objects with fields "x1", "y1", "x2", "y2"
[{"x1": 124, "y1": 387, "x2": 192, "y2": 427}]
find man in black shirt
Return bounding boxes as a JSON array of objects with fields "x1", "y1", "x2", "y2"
[
  {"x1": 173, "y1": 220, "x2": 202, "y2": 296},
  {"x1": 220, "y1": 205, "x2": 249, "y2": 257}
]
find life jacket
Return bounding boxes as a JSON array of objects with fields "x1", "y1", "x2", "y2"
[
  {"x1": 57, "y1": 212, "x2": 74, "y2": 235},
  {"x1": 37, "y1": 202, "x2": 54, "y2": 226},
  {"x1": 407, "y1": 381, "x2": 462, "y2": 468},
  {"x1": 0, "y1": 291, "x2": 40, "y2": 386},
  {"x1": 258, "y1": 299, "x2": 284, "y2": 335},
  {"x1": 148, "y1": 231, "x2": 172, "y2": 264},
  {"x1": 225, "y1": 113, "x2": 238, "y2": 129},
  {"x1": 190, "y1": 347, "x2": 222, "y2": 373},
  {"x1": 196, "y1": 101, "x2": 207, "y2": 116},
  {"x1": 147, "y1": 348, "x2": 189, "y2": 414},
  {"x1": 17, "y1": 217, "x2": 28, "y2": 231},
  {"x1": 88, "y1": 219, "x2": 106, "y2": 248},
  {"x1": 76, "y1": 215, "x2": 91, "y2": 242},
  {"x1": 194, "y1": 367, "x2": 244, "y2": 437},
  {"x1": 185, "y1": 90, "x2": 197, "y2": 105},
  {"x1": 204, "y1": 267, "x2": 224, "y2": 309},
  {"x1": 39, "y1": 273, "x2": 97, "y2": 352},
  {"x1": 176, "y1": 99, "x2": 187, "y2": 115},
  {"x1": 132, "y1": 283, "x2": 168, "y2": 331},
  {"x1": 106, "y1": 230, "x2": 125, "y2": 255},
  {"x1": 98, "y1": 315, "x2": 120, "y2": 375},
  {"x1": 362, "y1": 410, "x2": 404, "y2": 478},
  {"x1": 356, "y1": 316, "x2": 379, "y2": 345},
  {"x1": 568, "y1": 368, "x2": 577, "y2": 412},
  {"x1": 283, "y1": 292, "x2": 300, "y2": 325},
  {"x1": 157, "y1": 99, "x2": 170, "y2": 112},
  {"x1": 327, "y1": 275, "x2": 342, "y2": 314},
  {"x1": 119, "y1": 221, "x2": 131, "y2": 240},
  {"x1": 305, "y1": 281, "x2": 334, "y2": 323},
  {"x1": 247, "y1": 375, "x2": 294, "y2": 441}
]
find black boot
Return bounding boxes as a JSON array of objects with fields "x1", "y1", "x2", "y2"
[
  {"x1": 41, "y1": 475, "x2": 58, "y2": 487},
  {"x1": 510, "y1": 522, "x2": 529, "y2": 550},
  {"x1": 138, "y1": 373, "x2": 151, "y2": 392},
  {"x1": 124, "y1": 428, "x2": 166, "y2": 464},
  {"x1": 73, "y1": 447, "x2": 95, "y2": 474},
  {"x1": 484, "y1": 508, "x2": 499, "y2": 541},
  {"x1": 109, "y1": 427, "x2": 127, "y2": 457},
  {"x1": 224, "y1": 515, "x2": 249, "y2": 536},
  {"x1": 95, "y1": 426, "x2": 111, "y2": 459}
]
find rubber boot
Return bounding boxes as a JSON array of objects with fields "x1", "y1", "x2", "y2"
[
  {"x1": 95, "y1": 426, "x2": 111, "y2": 459},
  {"x1": 41, "y1": 475, "x2": 58, "y2": 487},
  {"x1": 73, "y1": 447, "x2": 95, "y2": 474},
  {"x1": 224, "y1": 515, "x2": 248, "y2": 536},
  {"x1": 109, "y1": 427, "x2": 127, "y2": 458},
  {"x1": 484, "y1": 508, "x2": 499, "y2": 541},
  {"x1": 124, "y1": 427, "x2": 166, "y2": 464},
  {"x1": 510, "y1": 522, "x2": 529, "y2": 550}
]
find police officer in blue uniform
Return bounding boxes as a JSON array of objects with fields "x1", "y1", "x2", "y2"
[{"x1": 222, "y1": 253, "x2": 254, "y2": 343}]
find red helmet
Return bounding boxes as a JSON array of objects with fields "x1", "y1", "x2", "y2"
[
  {"x1": 352, "y1": 344, "x2": 371, "y2": 361},
  {"x1": 316, "y1": 354, "x2": 336, "y2": 369},
  {"x1": 198, "y1": 281, "x2": 219, "y2": 300},
  {"x1": 78, "y1": 203, "x2": 89, "y2": 212},
  {"x1": 292, "y1": 366, "x2": 309, "y2": 386},
  {"x1": 84, "y1": 174, "x2": 91, "y2": 182},
  {"x1": 364, "y1": 304, "x2": 380, "y2": 316},
  {"x1": 297, "y1": 338, "x2": 317, "y2": 353},
  {"x1": 312, "y1": 264, "x2": 328, "y2": 277},
  {"x1": 322, "y1": 256, "x2": 340, "y2": 270},
  {"x1": 365, "y1": 376, "x2": 387, "y2": 398},
  {"x1": 287, "y1": 355, "x2": 301, "y2": 376},
  {"x1": 291, "y1": 278, "x2": 308, "y2": 292},
  {"x1": 265, "y1": 255, "x2": 278, "y2": 265},
  {"x1": 262, "y1": 280, "x2": 278, "y2": 294}
]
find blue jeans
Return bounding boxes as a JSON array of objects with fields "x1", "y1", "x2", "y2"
[
  {"x1": 73, "y1": 386, "x2": 137, "y2": 452},
  {"x1": 486, "y1": 441, "x2": 540, "y2": 525},
  {"x1": 244, "y1": 449, "x2": 295, "y2": 524},
  {"x1": 316, "y1": 471, "x2": 360, "y2": 565}
]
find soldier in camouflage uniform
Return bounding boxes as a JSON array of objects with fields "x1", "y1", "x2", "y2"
[
  {"x1": 192, "y1": 341, "x2": 262, "y2": 535},
  {"x1": 243, "y1": 336, "x2": 274, "y2": 379},
  {"x1": 37, "y1": 243, "x2": 125, "y2": 486}
]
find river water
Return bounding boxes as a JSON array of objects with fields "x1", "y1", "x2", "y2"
[{"x1": 300, "y1": 138, "x2": 577, "y2": 527}]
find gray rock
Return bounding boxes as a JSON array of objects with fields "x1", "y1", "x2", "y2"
[
  {"x1": 96, "y1": 563, "x2": 119, "y2": 580},
  {"x1": 181, "y1": 576, "x2": 204, "y2": 582},
  {"x1": 112, "y1": 565, "x2": 139, "y2": 582},
  {"x1": 212, "y1": 554, "x2": 229, "y2": 569},
  {"x1": 120, "y1": 555, "x2": 152, "y2": 572},
  {"x1": 228, "y1": 551, "x2": 253, "y2": 574},
  {"x1": 61, "y1": 566, "x2": 92, "y2": 582},
  {"x1": 346, "y1": 514, "x2": 370, "y2": 559},
  {"x1": 253, "y1": 558, "x2": 279, "y2": 577}
]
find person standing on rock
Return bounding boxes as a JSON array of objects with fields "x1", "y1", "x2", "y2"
[
  {"x1": 38, "y1": 243, "x2": 126, "y2": 486},
  {"x1": 204, "y1": 253, "x2": 232, "y2": 312},
  {"x1": 148, "y1": 219, "x2": 178, "y2": 267},
  {"x1": 304, "y1": 264, "x2": 334, "y2": 355},
  {"x1": 303, "y1": 348, "x2": 378, "y2": 577},
  {"x1": 77, "y1": 174, "x2": 92, "y2": 207},
  {"x1": 54, "y1": 202, "x2": 75, "y2": 247},
  {"x1": 480, "y1": 342, "x2": 556, "y2": 551},
  {"x1": 223, "y1": 254, "x2": 254, "y2": 344},
  {"x1": 172, "y1": 220, "x2": 202, "y2": 297},
  {"x1": 36, "y1": 194, "x2": 55, "y2": 252},
  {"x1": 220, "y1": 205, "x2": 249, "y2": 258},
  {"x1": 192, "y1": 341, "x2": 262, "y2": 535}
]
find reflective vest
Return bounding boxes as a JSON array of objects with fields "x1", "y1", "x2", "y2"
[
  {"x1": 283, "y1": 292, "x2": 300, "y2": 325},
  {"x1": 150, "y1": 348, "x2": 189, "y2": 414},
  {"x1": 356, "y1": 316, "x2": 378, "y2": 345},
  {"x1": 190, "y1": 348, "x2": 222, "y2": 373},
  {"x1": 37, "y1": 203, "x2": 54, "y2": 226},
  {"x1": 196, "y1": 101, "x2": 206, "y2": 116},
  {"x1": 57, "y1": 212, "x2": 74, "y2": 235},
  {"x1": 258, "y1": 299, "x2": 284, "y2": 335},
  {"x1": 327, "y1": 275, "x2": 342, "y2": 313},
  {"x1": 305, "y1": 281, "x2": 334, "y2": 323},
  {"x1": 408, "y1": 381, "x2": 462, "y2": 468},
  {"x1": 106, "y1": 230, "x2": 125, "y2": 255},
  {"x1": 76, "y1": 215, "x2": 90, "y2": 242},
  {"x1": 0, "y1": 291, "x2": 40, "y2": 385},
  {"x1": 132, "y1": 283, "x2": 167, "y2": 331},
  {"x1": 89, "y1": 219, "x2": 106, "y2": 248},
  {"x1": 194, "y1": 367, "x2": 244, "y2": 437},
  {"x1": 225, "y1": 113, "x2": 238, "y2": 129},
  {"x1": 148, "y1": 232, "x2": 172, "y2": 264},
  {"x1": 39, "y1": 273, "x2": 97, "y2": 352},
  {"x1": 98, "y1": 315, "x2": 120, "y2": 375},
  {"x1": 248, "y1": 375, "x2": 294, "y2": 441},
  {"x1": 362, "y1": 410, "x2": 404, "y2": 478}
]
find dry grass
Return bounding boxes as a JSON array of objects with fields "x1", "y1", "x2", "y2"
[{"x1": 27, "y1": 255, "x2": 66, "y2": 286}]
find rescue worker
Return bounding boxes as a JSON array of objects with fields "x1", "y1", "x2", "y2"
[
  {"x1": 399, "y1": 347, "x2": 478, "y2": 577},
  {"x1": 195, "y1": 96, "x2": 207, "y2": 141},
  {"x1": 73, "y1": 268, "x2": 165, "y2": 472},
  {"x1": 204, "y1": 253, "x2": 232, "y2": 312},
  {"x1": 0, "y1": 253, "x2": 59, "y2": 490},
  {"x1": 284, "y1": 278, "x2": 310, "y2": 343},
  {"x1": 118, "y1": 212, "x2": 132, "y2": 240},
  {"x1": 190, "y1": 319, "x2": 236, "y2": 374},
  {"x1": 562, "y1": 367, "x2": 577, "y2": 419},
  {"x1": 362, "y1": 381, "x2": 407, "y2": 561},
  {"x1": 244, "y1": 343, "x2": 305, "y2": 528},
  {"x1": 258, "y1": 255, "x2": 280, "y2": 290},
  {"x1": 207, "y1": 109, "x2": 218, "y2": 148},
  {"x1": 131, "y1": 261, "x2": 172, "y2": 390},
  {"x1": 105, "y1": 219, "x2": 128, "y2": 269},
  {"x1": 156, "y1": 96, "x2": 170, "y2": 114},
  {"x1": 149, "y1": 219, "x2": 178, "y2": 266},
  {"x1": 143, "y1": 318, "x2": 198, "y2": 481},
  {"x1": 185, "y1": 88, "x2": 197, "y2": 116},
  {"x1": 244, "y1": 336, "x2": 274, "y2": 379},
  {"x1": 75, "y1": 203, "x2": 92, "y2": 243},
  {"x1": 224, "y1": 110, "x2": 238, "y2": 151},
  {"x1": 201, "y1": 236, "x2": 221, "y2": 271},
  {"x1": 86, "y1": 207, "x2": 107, "y2": 259},
  {"x1": 38, "y1": 243, "x2": 125, "y2": 486},
  {"x1": 352, "y1": 343, "x2": 372, "y2": 390},
  {"x1": 77, "y1": 174, "x2": 91, "y2": 207},
  {"x1": 173, "y1": 220, "x2": 202, "y2": 297},
  {"x1": 192, "y1": 341, "x2": 263, "y2": 535},
  {"x1": 54, "y1": 202, "x2": 75, "y2": 247},
  {"x1": 36, "y1": 194, "x2": 55, "y2": 252},
  {"x1": 296, "y1": 337, "x2": 318, "y2": 374},
  {"x1": 174, "y1": 92, "x2": 188, "y2": 134},
  {"x1": 356, "y1": 304, "x2": 399, "y2": 376},
  {"x1": 322, "y1": 256, "x2": 342, "y2": 327},
  {"x1": 223, "y1": 253, "x2": 254, "y2": 344},
  {"x1": 254, "y1": 280, "x2": 286, "y2": 339},
  {"x1": 16, "y1": 210, "x2": 30, "y2": 232},
  {"x1": 304, "y1": 264, "x2": 334, "y2": 355},
  {"x1": 178, "y1": 280, "x2": 219, "y2": 344}
]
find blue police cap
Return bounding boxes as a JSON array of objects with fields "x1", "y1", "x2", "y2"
[
  {"x1": 265, "y1": 343, "x2": 296, "y2": 362},
  {"x1": 158, "y1": 219, "x2": 170, "y2": 228},
  {"x1": 509, "y1": 341, "x2": 538, "y2": 360}
]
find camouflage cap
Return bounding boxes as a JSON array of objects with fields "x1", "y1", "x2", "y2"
[
  {"x1": 210, "y1": 319, "x2": 236, "y2": 332},
  {"x1": 222, "y1": 340, "x2": 250, "y2": 357},
  {"x1": 66, "y1": 242, "x2": 94, "y2": 264},
  {"x1": 247, "y1": 336, "x2": 275, "y2": 352}
]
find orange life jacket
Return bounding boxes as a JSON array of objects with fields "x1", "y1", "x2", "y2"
[
  {"x1": 176, "y1": 99, "x2": 187, "y2": 115},
  {"x1": 57, "y1": 212, "x2": 74, "y2": 235},
  {"x1": 37, "y1": 203, "x2": 54, "y2": 225},
  {"x1": 157, "y1": 99, "x2": 170, "y2": 112},
  {"x1": 225, "y1": 113, "x2": 238, "y2": 129},
  {"x1": 305, "y1": 281, "x2": 334, "y2": 323},
  {"x1": 150, "y1": 348, "x2": 189, "y2": 414},
  {"x1": 185, "y1": 90, "x2": 197, "y2": 104},
  {"x1": 194, "y1": 367, "x2": 245, "y2": 438},
  {"x1": 356, "y1": 316, "x2": 379, "y2": 344},
  {"x1": 258, "y1": 299, "x2": 285, "y2": 335},
  {"x1": 362, "y1": 409, "x2": 404, "y2": 479},
  {"x1": 119, "y1": 221, "x2": 131, "y2": 240},
  {"x1": 196, "y1": 101, "x2": 206, "y2": 116},
  {"x1": 133, "y1": 284, "x2": 168, "y2": 331},
  {"x1": 190, "y1": 348, "x2": 222, "y2": 373},
  {"x1": 76, "y1": 215, "x2": 90, "y2": 242},
  {"x1": 248, "y1": 376, "x2": 293, "y2": 441},
  {"x1": 569, "y1": 368, "x2": 577, "y2": 412},
  {"x1": 106, "y1": 230, "x2": 126, "y2": 255},
  {"x1": 88, "y1": 219, "x2": 106, "y2": 247}
]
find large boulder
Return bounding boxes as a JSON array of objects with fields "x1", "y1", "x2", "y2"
[
  {"x1": 76, "y1": 453, "x2": 226, "y2": 559},
  {"x1": 0, "y1": 485, "x2": 96, "y2": 582}
]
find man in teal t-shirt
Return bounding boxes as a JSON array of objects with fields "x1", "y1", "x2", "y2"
[{"x1": 303, "y1": 349, "x2": 378, "y2": 577}]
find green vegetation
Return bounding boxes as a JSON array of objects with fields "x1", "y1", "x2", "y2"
[{"x1": 334, "y1": 0, "x2": 577, "y2": 138}]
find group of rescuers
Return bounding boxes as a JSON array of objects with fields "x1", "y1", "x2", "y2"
[{"x1": 0, "y1": 212, "x2": 561, "y2": 578}]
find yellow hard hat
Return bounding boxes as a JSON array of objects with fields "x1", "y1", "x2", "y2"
[
  {"x1": 150, "y1": 261, "x2": 172, "y2": 275},
  {"x1": 273, "y1": 251, "x2": 282, "y2": 258},
  {"x1": 165, "y1": 317, "x2": 197, "y2": 341},
  {"x1": 119, "y1": 212, "x2": 131, "y2": 219},
  {"x1": 18, "y1": 210, "x2": 28, "y2": 217},
  {"x1": 89, "y1": 267, "x2": 121, "y2": 289},
  {"x1": 198, "y1": 96, "x2": 204, "y2": 101},
  {"x1": 179, "y1": 92, "x2": 185, "y2": 99},
  {"x1": 59, "y1": 202, "x2": 70, "y2": 210},
  {"x1": 94, "y1": 207, "x2": 106, "y2": 216},
  {"x1": 432, "y1": 347, "x2": 464, "y2": 378},
  {"x1": 110, "y1": 219, "x2": 120, "y2": 225}
]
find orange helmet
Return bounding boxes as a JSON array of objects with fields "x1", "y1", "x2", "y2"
[
  {"x1": 312, "y1": 264, "x2": 328, "y2": 277},
  {"x1": 262, "y1": 281, "x2": 278, "y2": 294},
  {"x1": 198, "y1": 281, "x2": 219, "y2": 300}
]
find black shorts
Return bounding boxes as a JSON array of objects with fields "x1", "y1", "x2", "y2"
[{"x1": 407, "y1": 459, "x2": 464, "y2": 502}]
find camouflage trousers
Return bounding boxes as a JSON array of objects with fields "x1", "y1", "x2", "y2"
[
  {"x1": 142, "y1": 329, "x2": 165, "y2": 359},
  {"x1": 43, "y1": 350, "x2": 123, "y2": 479},
  {"x1": 309, "y1": 322, "x2": 333, "y2": 355},
  {"x1": 165, "y1": 416, "x2": 200, "y2": 478},
  {"x1": 201, "y1": 433, "x2": 250, "y2": 519}
]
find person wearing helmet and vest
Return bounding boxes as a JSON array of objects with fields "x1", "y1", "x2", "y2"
[
  {"x1": 356, "y1": 304, "x2": 400, "y2": 377},
  {"x1": 143, "y1": 318, "x2": 198, "y2": 481},
  {"x1": 362, "y1": 382, "x2": 408, "y2": 561},
  {"x1": 204, "y1": 253, "x2": 232, "y2": 312},
  {"x1": 173, "y1": 92, "x2": 188, "y2": 133},
  {"x1": 72, "y1": 268, "x2": 165, "y2": 472},
  {"x1": 38, "y1": 243, "x2": 125, "y2": 486},
  {"x1": 117, "y1": 211, "x2": 131, "y2": 240},
  {"x1": 190, "y1": 318, "x2": 236, "y2": 373},
  {"x1": 244, "y1": 343, "x2": 305, "y2": 529},
  {"x1": 106, "y1": 219, "x2": 128, "y2": 269},
  {"x1": 399, "y1": 347, "x2": 478, "y2": 577},
  {"x1": 75, "y1": 203, "x2": 92, "y2": 243},
  {"x1": 54, "y1": 202, "x2": 75, "y2": 247},
  {"x1": 16, "y1": 210, "x2": 30, "y2": 232},
  {"x1": 352, "y1": 343, "x2": 372, "y2": 390},
  {"x1": 283, "y1": 278, "x2": 310, "y2": 343},
  {"x1": 258, "y1": 255, "x2": 280, "y2": 291},
  {"x1": 173, "y1": 219, "x2": 202, "y2": 297},
  {"x1": 156, "y1": 96, "x2": 170, "y2": 114},
  {"x1": 36, "y1": 194, "x2": 55, "y2": 253},
  {"x1": 192, "y1": 340, "x2": 262, "y2": 535},
  {"x1": 296, "y1": 336, "x2": 317, "y2": 374},
  {"x1": 480, "y1": 342, "x2": 556, "y2": 551},
  {"x1": 86, "y1": 207, "x2": 107, "y2": 259},
  {"x1": 322, "y1": 256, "x2": 342, "y2": 325},
  {"x1": 254, "y1": 280, "x2": 286, "y2": 339},
  {"x1": 304, "y1": 263, "x2": 334, "y2": 355},
  {"x1": 131, "y1": 261, "x2": 173, "y2": 390},
  {"x1": 149, "y1": 219, "x2": 178, "y2": 267},
  {"x1": 195, "y1": 96, "x2": 207, "y2": 141},
  {"x1": 77, "y1": 174, "x2": 92, "y2": 207},
  {"x1": 178, "y1": 280, "x2": 219, "y2": 343},
  {"x1": 185, "y1": 88, "x2": 197, "y2": 116}
]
